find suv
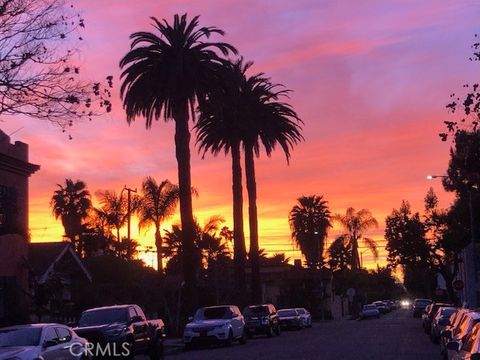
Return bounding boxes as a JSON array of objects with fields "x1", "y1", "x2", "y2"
[
  {"x1": 423, "y1": 303, "x2": 453, "y2": 334},
  {"x1": 183, "y1": 305, "x2": 246, "y2": 349},
  {"x1": 413, "y1": 298, "x2": 433, "y2": 318},
  {"x1": 243, "y1": 304, "x2": 281, "y2": 338},
  {"x1": 74, "y1": 304, "x2": 165, "y2": 359}
]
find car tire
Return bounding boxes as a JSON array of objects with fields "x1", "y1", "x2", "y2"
[
  {"x1": 274, "y1": 324, "x2": 281, "y2": 336},
  {"x1": 266, "y1": 325, "x2": 273, "y2": 337},
  {"x1": 225, "y1": 330, "x2": 234, "y2": 347},
  {"x1": 239, "y1": 329, "x2": 247, "y2": 344}
]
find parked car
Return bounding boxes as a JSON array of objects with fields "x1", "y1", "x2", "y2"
[
  {"x1": 441, "y1": 309, "x2": 473, "y2": 360},
  {"x1": 243, "y1": 304, "x2": 281, "y2": 338},
  {"x1": 430, "y1": 307, "x2": 457, "y2": 343},
  {"x1": 448, "y1": 322, "x2": 480, "y2": 360},
  {"x1": 183, "y1": 305, "x2": 247, "y2": 349},
  {"x1": 296, "y1": 308, "x2": 312, "y2": 327},
  {"x1": 373, "y1": 301, "x2": 389, "y2": 314},
  {"x1": 413, "y1": 298, "x2": 433, "y2": 318},
  {"x1": 277, "y1": 309, "x2": 304, "y2": 330},
  {"x1": 445, "y1": 311, "x2": 480, "y2": 360},
  {"x1": 74, "y1": 304, "x2": 165, "y2": 359},
  {"x1": 360, "y1": 304, "x2": 380, "y2": 319},
  {"x1": 0, "y1": 323, "x2": 89, "y2": 360},
  {"x1": 423, "y1": 303, "x2": 454, "y2": 334}
]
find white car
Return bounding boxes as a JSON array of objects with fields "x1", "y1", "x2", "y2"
[
  {"x1": 360, "y1": 304, "x2": 380, "y2": 319},
  {"x1": 183, "y1": 305, "x2": 247, "y2": 349},
  {"x1": 295, "y1": 308, "x2": 312, "y2": 328},
  {"x1": 0, "y1": 323, "x2": 89, "y2": 360}
]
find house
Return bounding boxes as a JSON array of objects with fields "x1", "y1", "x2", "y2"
[
  {"x1": 0, "y1": 130, "x2": 39, "y2": 325},
  {"x1": 27, "y1": 242, "x2": 92, "y2": 323}
]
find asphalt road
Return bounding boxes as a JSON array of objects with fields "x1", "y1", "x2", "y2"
[{"x1": 158, "y1": 309, "x2": 440, "y2": 360}]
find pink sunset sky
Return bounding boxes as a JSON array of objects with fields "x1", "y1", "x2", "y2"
[{"x1": 2, "y1": 0, "x2": 479, "y2": 268}]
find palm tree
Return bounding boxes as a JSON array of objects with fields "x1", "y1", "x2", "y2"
[
  {"x1": 289, "y1": 195, "x2": 331, "y2": 268},
  {"x1": 51, "y1": 179, "x2": 91, "y2": 254},
  {"x1": 333, "y1": 208, "x2": 379, "y2": 270},
  {"x1": 242, "y1": 77, "x2": 303, "y2": 302},
  {"x1": 195, "y1": 60, "x2": 257, "y2": 304},
  {"x1": 119, "y1": 13, "x2": 237, "y2": 310},
  {"x1": 138, "y1": 177, "x2": 179, "y2": 274}
]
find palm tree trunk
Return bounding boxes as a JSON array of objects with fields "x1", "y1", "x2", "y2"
[
  {"x1": 155, "y1": 227, "x2": 163, "y2": 275},
  {"x1": 245, "y1": 145, "x2": 262, "y2": 303},
  {"x1": 174, "y1": 108, "x2": 198, "y2": 314},
  {"x1": 351, "y1": 235, "x2": 360, "y2": 270},
  {"x1": 231, "y1": 140, "x2": 247, "y2": 306}
]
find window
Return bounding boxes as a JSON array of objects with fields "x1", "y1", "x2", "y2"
[
  {"x1": 134, "y1": 306, "x2": 146, "y2": 320},
  {"x1": 43, "y1": 327, "x2": 58, "y2": 343},
  {"x1": 55, "y1": 327, "x2": 71, "y2": 343},
  {"x1": 128, "y1": 307, "x2": 137, "y2": 319}
]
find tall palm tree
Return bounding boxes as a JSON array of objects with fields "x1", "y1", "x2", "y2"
[
  {"x1": 243, "y1": 78, "x2": 303, "y2": 302},
  {"x1": 333, "y1": 208, "x2": 379, "y2": 270},
  {"x1": 119, "y1": 13, "x2": 237, "y2": 310},
  {"x1": 289, "y1": 195, "x2": 331, "y2": 268},
  {"x1": 195, "y1": 59, "x2": 258, "y2": 304},
  {"x1": 51, "y1": 179, "x2": 91, "y2": 254},
  {"x1": 138, "y1": 177, "x2": 179, "y2": 274}
]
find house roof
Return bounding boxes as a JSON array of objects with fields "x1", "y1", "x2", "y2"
[{"x1": 28, "y1": 242, "x2": 92, "y2": 283}]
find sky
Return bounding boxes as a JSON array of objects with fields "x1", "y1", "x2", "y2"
[{"x1": 2, "y1": 0, "x2": 479, "y2": 269}]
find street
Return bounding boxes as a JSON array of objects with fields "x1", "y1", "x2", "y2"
[{"x1": 160, "y1": 309, "x2": 439, "y2": 360}]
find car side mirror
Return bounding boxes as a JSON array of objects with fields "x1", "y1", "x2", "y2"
[
  {"x1": 446, "y1": 341, "x2": 460, "y2": 351},
  {"x1": 441, "y1": 329, "x2": 452, "y2": 339},
  {"x1": 43, "y1": 339, "x2": 58, "y2": 348}
]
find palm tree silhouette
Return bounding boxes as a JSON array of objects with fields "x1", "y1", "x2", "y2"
[
  {"x1": 195, "y1": 59, "x2": 257, "y2": 304},
  {"x1": 51, "y1": 179, "x2": 91, "y2": 254},
  {"x1": 138, "y1": 177, "x2": 179, "y2": 275},
  {"x1": 333, "y1": 208, "x2": 379, "y2": 270},
  {"x1": 242, "y1": 76, "x2": 303, "y2": 302},
  {"x1": 119, "y1": 13, "x2": 237, "y2": 308},
  {"x1": 289, "y1": 195, "x2": 331, "y2": 268}
]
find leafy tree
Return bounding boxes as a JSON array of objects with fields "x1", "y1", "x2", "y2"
[
  {"x1": 195, "y1": 60, "x2": 252, "y2": 302},
  {"x1": 333, "y1": 208, "x2": 379, "y2": 270},
  {"x1": 289, "y1": 195, "x2": 331, "y2": 268},
  {"x1": 327, "y1": 238, "x2": 351, "y2": 272},
  {"x1": 242, "y1": 75, "x2": 303, "y2": 302},
  {"x1": 51, "y1": 179, "x2": 91, "y2": 253},
  {"x1": 138, "y1": 177, "x2": 179, "y2": 274},
  {"x1": 119, "y1": 14, "x2": 237, "y2": 311},
  {"x1": 0, "y1": 0, "x2": 112, "y2": 128}
]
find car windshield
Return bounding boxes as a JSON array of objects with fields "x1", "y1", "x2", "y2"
[
  {"x1": 0, "y1": 327, "x2": 42, "y2": 347},
  {"x1": 195, "y1": 307, "x2": 230, "y2": 320},
  {"x1": 243, "y1": 306, "x2": 268, "y2": 316},
  {"x1": 78, "y1": 308, "x2": 128, "y2": 327},
  {"x1": 278, "y1": 310, "x2": 297, "y2": 317},
  {"x1": 441, "y1": 308, "x2": 457, "y2": 317},
  {"x1": 364, "y1": 305, "x2": 376, "y2": 310},
  {"x1": 297, "y1": 309, "x2": 305, "y2": 314}
]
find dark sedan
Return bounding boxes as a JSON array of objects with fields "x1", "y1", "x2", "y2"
[{"x1": 277, "y1": 309, "x2": 303, "y2": 330}]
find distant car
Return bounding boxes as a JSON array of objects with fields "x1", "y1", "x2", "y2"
[
  {"x1": 430, "y1": 307, "x2": 457, "y2": 343},
  {"x1": 445, "y1": 311, "x2": 480, "y2": 360},
  {"x1": 448, "y1": 322, "x2": 480, "y2": 360},
  {"x1": 413, "y1": 298, "x2": 433, "y2": 318},
  {"x1": 373, "y1": 301, "x2": 389, "y2": 314},
  {"x1": 243, "y1": 304, "x2": 281, "y2": 338},
  {"x1": 183, "y1": 305, "x2": 246, "y2": 349},
  {"x1": 0, "y1": 323, "x2": 89, "y2": 360},
  {"x1": 295, "y1": 308, "x2": 312, "y2": 328},
  {"x1": 360, "y1": 304, "x2": 380, "y2": 319},
  {"x1": 277, "y1": 309, "x2": 303, "y2": 330},
  {"x1": 400, "y1": 299, "x2": 411, "y2": 308},
  {"x1": 423, "y1": 303, "x2": 453, "y2": 334}
]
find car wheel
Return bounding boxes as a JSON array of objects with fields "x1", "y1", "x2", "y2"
[
  {"x1": 149, "y1": 337, "x2": 163, "y2": 360},
  {"x1": 239, "y1": 329, "x2": 247, "y2": 344},
  {"x1": 274, "y1": 324, "x2": 281, "y2": 336},
  {"x1": 225, "y1": 330, "x2": 234, "y2": 346},
  {"x1": 266, "y1": 325, "x2": 273, "y2": 337}
]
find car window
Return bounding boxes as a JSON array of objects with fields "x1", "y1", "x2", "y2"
[
  {"x1": 78, "y1": 308, "x2": 129, "y2": 326},
  {"x1": 128, "y1": 307, "x2": 137, "y2": 319},
  {"x1": 55, "y1": 327, "x2": 72, "y2": 343},
  {"x1": 278, "y1": 309, "x2": 297, "y2": 317},
  {"x1": 0, "y1": 327, "x2": 42, "y2": 347},
  {"x1": 196, "y1": 307, "x2": 230, "y2": 320},
  {"x1": 243, "y1": 306, "x2": 269, "y2": 316},
  {"x1": 43, "y1": 327, "x2": 58, "y2": 343},
  {"x1": 134, "y1": 306, "x2": 146, "y2": 320}
]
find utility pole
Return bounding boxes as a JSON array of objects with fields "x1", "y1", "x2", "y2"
[{"x1": 123, "y1": 186, "x2": 137, "y2": 242}]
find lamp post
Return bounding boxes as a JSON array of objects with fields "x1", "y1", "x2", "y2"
[{"x1": 427, "y1": 174, "x2": 478, "y2": 307}]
